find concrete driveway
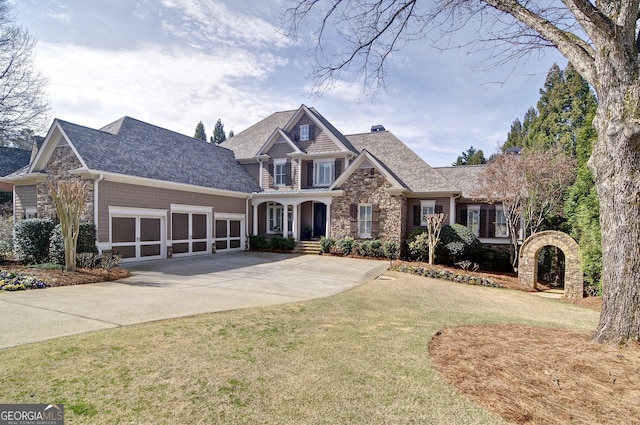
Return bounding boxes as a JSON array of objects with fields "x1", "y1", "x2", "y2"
[{"x1": 0, "y1": 252, "x2": 388, "y2": 349}]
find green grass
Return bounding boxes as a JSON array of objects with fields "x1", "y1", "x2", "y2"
[{"x1": 0, "y1": 271, "x2": 598, "y2": 424}]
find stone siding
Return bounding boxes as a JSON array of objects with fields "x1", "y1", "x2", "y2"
[
  {"x1": 37, "y1": 142, "x2": 94, "y2": 222},
  {"x1": 331, "y1": 168, "x2": 405, "y2": 244},
  {"x1": 518, "y1": 230, "x2": 583, "y2": 298}
]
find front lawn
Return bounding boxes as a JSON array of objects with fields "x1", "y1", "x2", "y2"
[{"x1": 1, "y1": 271, "x2": 630, "y2": 424}]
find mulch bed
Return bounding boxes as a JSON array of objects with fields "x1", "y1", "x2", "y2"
[{"x1": 1, "y1": 264, "x2": 130, "y2": 287}]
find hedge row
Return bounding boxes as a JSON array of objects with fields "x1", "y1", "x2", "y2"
[{"x1": 392, "y1": 264, "x2": 502, "y2": 288}]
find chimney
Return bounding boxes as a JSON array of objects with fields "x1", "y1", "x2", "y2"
[{"x1": 370, "y1": 125, "x2": 385, "y2": 132}]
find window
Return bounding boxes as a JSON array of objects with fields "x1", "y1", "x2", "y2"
[
  {"x1": 467, "y1": 205, "x2": 480, "y2": 237},
  {"x1": 358, "y1": 204, "x2": 372, "y2": 238},
  {"x1": 267, "y1": 202, "x2": 283, "y2": 234},
  {"x1": 314, "y1": 160, "x2": 334, "y2": 187},
  {"x1": 300, "y1": 124, "x2": 310, "y2": 141},
  {"x1": 274, "y1": 159, "x2": 286, "y2": 186},
  {"x1": 495, "y1": 205, "x2": 508, "y2": 237},
  {"x1": 24, "y1": 208, "x2": 36, "y2": 219},
  {"x1": 420, "y1": 200, "x2": 436, "y2": 226}
]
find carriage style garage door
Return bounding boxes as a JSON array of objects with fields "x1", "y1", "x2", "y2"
[
  {"x1": 171, "y1": 205, "x2": 212, "y2": 257},
  {"x1": 214, "y1": 213, "x2": 245, "y2": 252},
  {"x1": 110, "y1": 207, "x2": 166, "y2": 262}
]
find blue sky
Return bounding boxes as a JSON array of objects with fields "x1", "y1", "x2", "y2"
[{"x1": 13, "y1": 0, "x2": 566, "y2": 166}]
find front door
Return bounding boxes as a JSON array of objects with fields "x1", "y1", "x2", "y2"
[{"x1": 313, "y1": 203, "x2": 326, "y2": 238}]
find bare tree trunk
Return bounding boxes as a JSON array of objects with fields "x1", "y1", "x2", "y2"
[{"x1": 590, "y1": 47, "x2": 640, "y2": 344}]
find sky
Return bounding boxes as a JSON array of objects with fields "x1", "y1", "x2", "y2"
[{"x1": 12, "y1": 0, "x2": 567, "y2": 167}]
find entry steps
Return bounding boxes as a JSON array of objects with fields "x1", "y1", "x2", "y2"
[{"x1": 294, "y1": 240, "x2": 322, "y2": 255}]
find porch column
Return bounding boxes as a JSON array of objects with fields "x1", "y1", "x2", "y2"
[
  {"x1": 292, "y1": 203, "x2": 299, "y2": 240},
  {"x1": 325, "y1": 200, "x2": 331, "y2": 238},
  {"x1": 253, "y1": 203, "x2": 258, "y2": 235},
  {"x1": 282, "y1": 203, "x2": 289, "y2": 237},
  {"x1": 449, "y1": 196, "x2": 456, "y2": 225}
]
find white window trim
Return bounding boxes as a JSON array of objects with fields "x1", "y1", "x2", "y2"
[
  {"x1": 495, "y1": 205, "x2": 508, "y2": 238},
  {"x1": 274, "y1": 159, "x2": 287, "y2": 187},
  {"x1": 266, "y1": 202, "x2": 284, "y2": 234},
  {"x1": 24, "y1": 207, "x2": 37, "y2": 219},
  {"x1": 313, "y1": 159, "x2": 334, "y2": 187},
  {"x1": 467, "y1": 205, "x2": 481, "y2": 237},
  {"x1": 300, "y1": 124, "x2": 310, "y2": 141},
  {"x1": 420, "y1": 200, "x2": 436, "y2": 226},
  {"x1": 358, "y1": 204, "x2": 373, "y2": 239}
]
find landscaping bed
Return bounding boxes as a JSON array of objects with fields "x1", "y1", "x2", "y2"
[{"x1": 0, "y1": 263, "x2": 130, "y2": 289}]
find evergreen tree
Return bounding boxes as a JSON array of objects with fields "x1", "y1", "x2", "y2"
[
  {"x1": 194, "y1": 121, "x2": 207, "y2": 141},
  {"x1": 453, "y1": 146, "x2": 486, "y2": 165},
  {"x1": 228, "y1": 129, "x2": 234, "y2": 139},
  {"x1": 212, "y1": 118, "x2": 226, "y2": 144}
]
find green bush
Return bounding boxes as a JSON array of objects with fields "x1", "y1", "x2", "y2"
[
  {"x1": 357, "y1": 240, "x2": 383, "y2": 257},
  {"x1": 320, "y1": 236, "x2": 335, "y2": 253},
  {"x1": 437, "y1": 224, "x2": 482, "y2": 263},
  {"x1": 336, "y1": 237, "x2": 355, "y2": 255},
  {"x1": 382, "y1": 241, "x2": 399, "y2": 260},
  {"x1": 408, "y1": 233, "x2": 431, "y2": 262},
  {"x1": 248, "y1": 234, "x2": 269, "y2": 250},
  {"x1": 49, "y1": 222, "x2": 97, "y2": 265},
  {"x1": 269, "y1": 234, "x2": 295, "y2": 251},
  {"x1": 480, "y1": 247, "x2": 512, "y2": 272},
  {"x1": 14, "y1": 218, "x2": 54, "y2": 264}
]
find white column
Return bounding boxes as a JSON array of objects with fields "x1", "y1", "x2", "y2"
[
  {"x1": 252, "y1": 203, "x2": 258, "y2": 235},
  {"x1": 282, "y1": 203, "x2": 288, "y2": 237},
  {"x1": 325, "y1": 201, "x2": 331, "y2": 238},
  {"x1": 449, "y1": 196, "x2": 456, "y2": 225},
  {"x1": 292, "y1": 203, "x2": 299, "y2": 240},
  {"x1": 259, "y1": 160, "x2": 264, "y2": 189},
  {"x1": 297, "y1": 158, "x2": 302, "y2": 189}
]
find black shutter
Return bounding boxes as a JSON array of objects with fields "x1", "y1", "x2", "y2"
[
  {"x1": 435, "y1": 204, "x2": 443, "y2": 214},
  {"x1": 269, "y1": 162, "x2": 274, "y2": 187},
  {"x1": 309, "y1": 124, "x2": 316, "y2": 140},
  {"x1": 413, "y1": 205, "x2": 421, "y2": 226},
  {"x1": 458, "y1": 208, "x2": 467, "y2": 226},
  {"x1": 488, "y1": 208, "x2": 496, "y2": 238},
  {"x1": 334, "y1": 159, "x2": 342, "y2": 180},
  {"x1": 307, "y1": 162, "x2": 314, "y2": 188},
  {"x1": 349, "y1": 204, "x2": 358, "y2": 236},
  {"x1": 480, "y1": 208, "x2": 488, "y2": 238},
  {"x1": 371, "y1": 205, "x2": 380, "y2": 238},
  {"x1": 285, "y1": 161, "x2": 292, "y2": 186}
]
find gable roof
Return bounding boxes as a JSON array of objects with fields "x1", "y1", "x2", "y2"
[
  {"x1": 345, "y1": 131, "x2": 450, "y2": 193},
  {"x1": 330, "y1": 149, "x2": 405, "y2": 191},
  {"x1": 34, "y1": 117, "x2": 260, "y2": 193},
  {"x1": 222, "y1": 110, "x2": 296, "y2": 159},
  {"x1": 434, "y1": 165, "x2": 486, "y2": 198},
  {"x1": 0, "y1": 147, "x2": 31, "y2": 177}
]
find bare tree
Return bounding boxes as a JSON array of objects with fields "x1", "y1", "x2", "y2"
[
  {"x1": 285, "y1": 0, "x2": 640, "y2": 345},
  {"x1": 48, "y1": 180, "x2": 89, "y2": 272},
  {"x1": 474, "y1": 153, "x2": 526, "y2": 269},
  {"x1": 424, "y1": 213, "x2": 447, "y2": 265},
  {"x1": 0, "y1": 0, "x2": 51, "y2": 144}
]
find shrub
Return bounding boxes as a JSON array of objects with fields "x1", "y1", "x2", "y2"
[
  {"x1": 49, "y1": 222, "x2": 97, "y2": 265},
  {"x1": 320, "y1": 236, "x2": 335, "y2": 253},
  {"x1": 248, "y1": 234, "x2": 269, "y2": 250},
  {"x1": 269, "y1": 234, "x2": 295, "y2": 251},
  {"x1": 357, "y1": 240, "x2": 383, "y2": 257},
  {"x1": 437, "y1": 224, "x2": 482, "y2": 263},
  {"x1": 408, "y1": 233, "x2": 431, "y2": 262},
  {"x1": 480, "y1": 247, "x2": 513, "y2": 272},
  {"x1": 336, "y1": 237, "x2": 355, "y2": 255},
  {"x1": 0, "y1": 240, "x2": 12, "y2": 261},
  {"x1": 382, "y1": 241, "x2": 399, "y2": 260},
  {"x1": 99, "y1": 250, "x2": 122, "y2": 270},
  {"x1": 14, "y1": 218, "x2": 54, "y2": 264}
]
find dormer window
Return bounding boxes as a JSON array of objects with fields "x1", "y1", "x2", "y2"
[{"x1": 300, "y1": 124, "x2": 310, "y2": 141}]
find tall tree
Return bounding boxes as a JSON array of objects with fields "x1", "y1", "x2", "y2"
[
  {"x1": 194, "y1": 121, "x2": 206, "y2": 141},
  {"x1": 0, "y1": 0, "x2": 51, "y2": 142},
  {"x1": 284, "y1": 0, "x2": 640, "y2": 344},
  {"x1": 228, "y1": 129, "x2": 235, "y2": 139},
  {"x1": 211, "y1": 118, "x2": 226, "y2": 144},
  {"x1": 453, "y1": 146, "x2": 486, "y2": 165}
]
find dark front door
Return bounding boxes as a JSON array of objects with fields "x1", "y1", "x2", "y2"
[{"x1": 313, "y1": 203, "x2": 326, "y2": 238}]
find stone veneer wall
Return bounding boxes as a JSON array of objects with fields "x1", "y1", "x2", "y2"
[
  {"x1": 37, "y1": 142, "x2": 94, "y2": 222},
  {"x1": 518, "y1": 230, "x2": 583, "y2": 298},
  {"x1": 331, "y1": 168, "x2": 405, "y2": 244}
]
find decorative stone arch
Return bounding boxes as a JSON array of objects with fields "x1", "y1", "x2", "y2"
[{"x1": 518, "y1": 230, "x2": 583, "y2": 298}]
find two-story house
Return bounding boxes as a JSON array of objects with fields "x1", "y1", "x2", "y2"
[{"x1": 4, "y1": 104, "x2": 509, "y2": 262}]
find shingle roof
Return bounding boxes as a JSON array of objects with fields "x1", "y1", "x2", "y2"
[
  {"x1": 345, "y1": 131, "x2": 450, "y2": 192},
  {"x1": 434, "y1": 165, "x2": 486, "y2": 198},
  {"x1": 221, "y1": 110, "x2": 296, "y2": 159},
  {"x1": 56, "y1": 117, "x2": 260, "y2": 193},
  {"x1": 0, "y1": 147, "x2": 31, "y2": 177}
]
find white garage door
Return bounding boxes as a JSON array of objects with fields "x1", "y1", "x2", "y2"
[
  {"x1": 110, "y1": 208, "x2": 166, "y2": 262},
  {"x1": 171, "y1": 210, "x2": 211, "y2": 257},
  {"x1": 214, "y1": 213, "x2": 245, "y2": 252}
]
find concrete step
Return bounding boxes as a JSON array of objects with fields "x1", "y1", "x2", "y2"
[{"x1": 294, "y1": 241, "x2": 322, "y2": 255}]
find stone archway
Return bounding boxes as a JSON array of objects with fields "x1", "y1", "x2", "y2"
[{"x1": 518, "y1": 230, "x2": 583, "y2": 298}]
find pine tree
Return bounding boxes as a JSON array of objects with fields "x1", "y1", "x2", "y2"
[
  {"x1": 453, "y1": 146, "x2": 486, "y2": 165},
  {"x1": 228, "y1": 130, "x2": 235, "y2": 139},
  {"x1": 194, "y1": 121, "x2": 206, "y2": 141},
  {"x1": 212, "y1": 118, "x2": 226, "y2": 144}
]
